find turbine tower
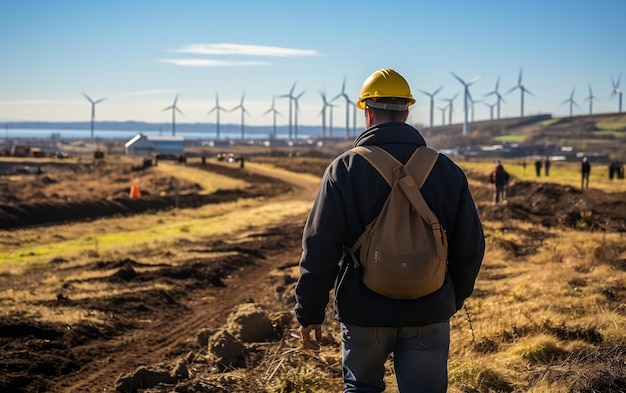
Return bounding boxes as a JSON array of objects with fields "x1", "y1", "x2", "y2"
[
  {"x1": 469, "y1": 96, "x2": 482, "y2": 122},
  {"x1": 610, "y1": 74, "x2": 622, "y2": 113},
  {"x1": 263, "y1": 96, "x2": 281, "y2": 139},
  {"x1": 419, "y1": 86, "x2": 443, "y2": 128},
  {"x1": 584, "y1": 83, "x2": 599, "y2": 115},
  {"x1": 162, "y1": 94, "x2": 182, "y2": 136},
  {"x1": 279, "y1": 82, "x2": 297, "y2": 140},
  {"x1": 441, "y1": 92, "x2": 459, "y2": 126},
  {"x1": 484, "y1": 102, "x2": 497, "y2": 120},
  {"x1": 333, "y1": 77, "x2": 353, "y2": 139},
  {"x1": 350, "y1": 101, "x2": 357, "y2": 136},
  {"x1": 506, "y1": 68, "x2": 534, "y2": 118},
  {"x1": 319, "y1": 91, "x2": 335, "y2": 139},
  {"x1": 292, "y1": 89, "x2": 306, "y2": 140},
  {"x1": 230, "y1": 93, "x2": 250, "y2": 140},
  {"x1": 451, "y1": 72, "x2": 480, "y2": 136},
  {"x1": 437, "y1": 105, "x2": 447, "y2": 126},
  {"x1": 484, "y1": 76, "x2": 506, "y2": 119},
  {"x1": 207, "y1": 92, "x2": 227, "y2": 140},
  {"x1": 83, "y1": 92, "x2": 105, "y2": 139},
  {"x1": 561, "y1": 88, "x2": 579, "y2": 117},
  {"x1": 328, "y1": 99, "x2": 336, "y2": 138}
]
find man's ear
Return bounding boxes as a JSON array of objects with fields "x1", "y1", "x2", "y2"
[
  {"x1": 364, "y1": 107, "x2": 373, "y2": 125},
  {"x1": 401, "y1": 110, "x2": 409, "y2": 122}
]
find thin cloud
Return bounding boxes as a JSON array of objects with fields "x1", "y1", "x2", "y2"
[
  {"x1": 173, "y1": 43, "x2": 321, "y2": 57},
  {"x1": 0, "y1": 99, "x2": 71, "y2": 106},
  {"x1": 120, "y1": 89, "x2": 176, "y2": 97},
  {"x1": 158, "y1": 59, "x2": 269, "y2": 67}
]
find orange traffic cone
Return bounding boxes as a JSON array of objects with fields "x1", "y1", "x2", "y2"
[{"x1": 129, "y1": 185, "x2": 142, "y2": 199}]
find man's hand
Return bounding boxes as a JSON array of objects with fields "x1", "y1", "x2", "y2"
[{"x1": 300, "y1": 324, "x2": 322, "y2": 350}]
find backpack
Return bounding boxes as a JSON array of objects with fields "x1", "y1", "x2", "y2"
[{"x1": 346, "y1": 145, "x2": 448, "y2": 300}]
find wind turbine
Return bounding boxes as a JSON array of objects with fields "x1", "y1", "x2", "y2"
[
  {"x1": 451, "y1": 72, "x2": 480, "y2": 135},
  {"x1": 319, "y1": 91, "x2": 335, "y2": 138},
  {"x1": 230, "y1": 93, "x2": 250, "y2": 140},
  {"x1": 333, "y1": 77, "x2": 353, "y2": 139},
  {"x1": 561, "y1": 88, "x2": 579, "y2": 117},
  {"x1": 419, "y1": 86, "x2": 443, "y2": 128},
  {"x1": 610, "y1": 74, "x2": 622, "y2": 113},
  {"x1": 437, "y1": 105, "x2": 448, "y2": 126},
  {"x1": 484, "y1": 102, "x2": 497, "y2": 120},
  {"x1": 469, "y1": 96, "x2": 482, "y2": 122},
  {"x1": 162, "y1": 94, "x2": 182, "y2": 136},
  {"x1": 584, "y1": 83, "x2": 600, "y2": 115},
  {"x1": 279, "y1": 82, "x2": 297, "y2": 140},
  {"x1": 292, "y1": 89, "x2": 306, "y2": 140},
  {"x1": 484, "y1": 76, "x2": 506, "y2": 119},
  {"x1": 263, "y1": 96, "x2": 281, "y2": 139},
  {"x1": 350, "y1": 101, "x2": 357, "y2": 136},
  {"x1": 328, "y1": 98, "x2": 336, "y2": 138},
  {"x1": 441, "y1": 92, "x2": 459, "y2": 126},
  {"x1": 506, "y1": 68, "x2": 534, "y2": 118},
  {"x1": 83, "y1": 92, "x2": 105, "y2": 139},
  {"x1": 207, "y1": 92, "x2": 227, "y2": 140}
]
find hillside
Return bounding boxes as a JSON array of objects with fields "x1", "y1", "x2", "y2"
[{"x1": 419, "y1": 112, "x2": 626, "y2": 161}]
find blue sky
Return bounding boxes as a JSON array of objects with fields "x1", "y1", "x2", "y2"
[{"x1": 1, "y1": 1, "x2": 625, "y2": 131}]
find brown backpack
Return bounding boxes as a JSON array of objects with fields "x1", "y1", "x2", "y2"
[{"x1": 347, "y1": 145, "x2": 448, "y2": 299}]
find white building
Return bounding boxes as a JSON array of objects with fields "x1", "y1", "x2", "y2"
[{"x1": 125, "y1": 134, "x2": 185, "y2": 157}]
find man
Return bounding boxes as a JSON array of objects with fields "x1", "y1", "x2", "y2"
[
  {"x1": 294, "y1": 68, "x2": 485, "y2": 392},
  {"x1": 489, "y1": 160, "x2": 510, "y2": 204},
  {"x1": 534, "y1": 159, "x2": 542, "y2": 177},
  {"x1": 581, "y1": 157, "x2": 591, "y2": 189}
]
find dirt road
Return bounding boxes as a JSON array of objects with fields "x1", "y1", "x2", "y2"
[{"x1": 0, "y1": 158, "x2": 322, "y2": 393}]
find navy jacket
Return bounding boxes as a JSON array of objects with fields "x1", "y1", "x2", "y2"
[{"x1": 294, "y1": 122, "x2": 485, "y2": 327}]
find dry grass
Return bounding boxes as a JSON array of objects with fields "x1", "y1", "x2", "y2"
[
  {"x1": 459, "y1": 158, "x2": 626, "y2": 193},
  {"x1": 2, "y1": 155, "x2": 625, "y2": 391},
  {"x1": 446, "y1": 223, "x2": 626, "y2": 392}
]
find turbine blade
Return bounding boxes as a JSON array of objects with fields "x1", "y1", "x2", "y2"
[
  {"x1": 468, "y1": 75, "x2": 480, "y2": 85},
  {"x1": 451, "y1": 71, "x2": 465, "y2": 85}
]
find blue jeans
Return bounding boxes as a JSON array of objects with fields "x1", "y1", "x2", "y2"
[{"x1": 341, "y1": 321, "x2": 450, "y2": 393}]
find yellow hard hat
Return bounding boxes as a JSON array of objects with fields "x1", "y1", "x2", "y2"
[{"x1": 356, "y1": 68, "x2": 415, "y2": 110}]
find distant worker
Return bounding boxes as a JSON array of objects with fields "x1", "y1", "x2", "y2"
[
  {"x1": 581, "y1": 157, "x2": 591, "y2": 189},
  {"x1": 544, "y1": 157, "x2": 551, "y2": 176},
  {"x1": 534, "y1": 159, "x2": 542, "y2": 177},
  {"x1": 489, "y1": 160, "x2": 510, "y2": 204},
  {"x1": 609, "y1": 161, "x2": 619, "y2": 180}
]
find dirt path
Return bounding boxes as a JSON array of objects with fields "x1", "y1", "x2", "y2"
[
  {"x1": 56, "y1": 237, "x2": 303, "y2": 392},
  {"x1": 0, "y1": 159, "x2": 321, "y2": 393},
  {"x1": 54, "y1": 162, "x2": 320, "y2": 392}
]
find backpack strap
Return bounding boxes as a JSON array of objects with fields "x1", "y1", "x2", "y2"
[
  {"x1": 347, "y1": 145, "x2": 440, "y2": 267},
  {"x1": 351, "y1": 145, "x2": 439, "y2": 188}
]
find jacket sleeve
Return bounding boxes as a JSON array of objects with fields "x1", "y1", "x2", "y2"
[
  {"x1": 294, "y1": 163, "x2": 348, "y2": 327},
  {"x1": 446, "y1": 177, "x2": 485, "y2": 310}
]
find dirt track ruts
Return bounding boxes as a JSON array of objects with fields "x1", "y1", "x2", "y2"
[{"x1": 37, "y1": 162, "x2": 320, "y2": 392}]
